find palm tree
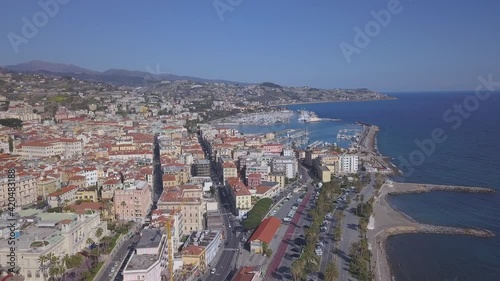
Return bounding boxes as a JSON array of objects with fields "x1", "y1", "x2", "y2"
[
  {"x1": 62, "y1": 254, "x2": 72, "y2": 281},
  {"x1": 120, "y1": 201, "x2": 127, "y2": 224},
  {"x1": 100, "y1": 236, "x2": 111, "y2": 254},
  {"x1": 291, "y1": 259, "x2": 304, "y2": 281},
  {"x1": 63, "y1": 199, "x2": 70, "y2": 212},
  {"x1": 62, "y1": 254, "x2": 83, "y2": 281},
  {"x1": 38, "y1": 254, "x2": 49, "y2": 281},
  {"x1": 95, "y1": 227, "x2": 103, "y2": 256},
  {"x1": 86, "y1": 237, "x2": 96, "y2": 266},
  {"x1": 48, "y1": 255, "x2": 64, "y2": 281},
  {"x1": 324, "y1": 260, "x2": 339, "y2": 281},
  {"x1": 86, "y1": 237, "x2": 94, "y2": 248}
]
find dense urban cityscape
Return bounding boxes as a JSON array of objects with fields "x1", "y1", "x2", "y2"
[{"x1": 0, "y1": 65, "x2": 394, "y2": 281}]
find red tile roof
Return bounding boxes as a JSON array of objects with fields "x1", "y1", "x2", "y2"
[
  {"x1": 255, "y1": 185, "x2": 271, "y2": 195},
  {"x1": 233, "y1": 266, "x2": 260, "y2": 281},
  {"x1": 182, "y1": 245, "x2": 204, "y2": 256},
  {"x1": 162, "y1": 174, "x2": 176, "y2": 181},
  {"x1": 48, "y1": 185, "x2": 78, "y2": 197},
  {"x1": 248, "y1": 216, "x2": 281, "y2": 244}
]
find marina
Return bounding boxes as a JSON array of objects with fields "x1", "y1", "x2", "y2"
[
  {"x1": 298, "y1": 110, "x2": 340, "y2": 122},
  {"x1": 214, "y1": 109, "x2": 362, "y2": 149}
]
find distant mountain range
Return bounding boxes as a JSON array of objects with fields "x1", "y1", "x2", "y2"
[{"x1": 3, "y1": 60, "x2": 247, "y2": 86}]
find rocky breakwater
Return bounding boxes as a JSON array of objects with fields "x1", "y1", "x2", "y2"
[
  {"x1": 389, "y1": 183, "x2": 496, "y2": 195},
  {"x1": 369, "y1": 181, "x2": 496, "y2": 281}
]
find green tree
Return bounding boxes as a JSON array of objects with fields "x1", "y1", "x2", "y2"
[
  {"x1": 38, "y1": 254, "x2": 49, "y2": 281},
  {"x1": 0, "y1": 118, "x2": 22, "y2": 128},
  {"x1": 95, "y1": 227, "x2": 103, "y2": 257},
  {"x1": 120, "y1": 201, "x2": 127, "y2": 224},
  {"x1": 265, "y1": 248, "x2": 273, "y2": 257},
  {"x1": 242, "y1": 198, "x2": 273, "y2": 230},
  {"x1": 324, "y1": 260, "x2": 339, "y2": 281},
  {"x1": 63, "y1": 253, "x2": 83, "y2": 280},
  {"x1": 8, "y1": 137, "x2": 13, "y2": 153},
  {"x1": 291, "y1": 259, "x2": 305, "y2": 281}
]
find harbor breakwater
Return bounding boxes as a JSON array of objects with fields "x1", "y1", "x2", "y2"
[{"x1": 369, "y1": 180, "x2": 496, "y2": 281}]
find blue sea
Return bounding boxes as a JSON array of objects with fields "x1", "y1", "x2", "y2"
[{"x1": 238, "y1": 92, "x2": 500, "y2": 281}]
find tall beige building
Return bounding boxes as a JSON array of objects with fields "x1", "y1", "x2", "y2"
[{"x1": 157, "y1": 184, "x2": 205, "y2": 233}]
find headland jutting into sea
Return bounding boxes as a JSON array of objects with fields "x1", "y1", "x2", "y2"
[{"x1": 359, "y1": 123, "x2": 496, "y2": 281}]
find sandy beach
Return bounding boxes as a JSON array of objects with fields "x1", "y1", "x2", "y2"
[
  {"x1": 357, "y1": 123, "x2": 496, "y2": 281},
  {"x1": 367, "y1": 181, "x2": 496, "y2": 281}
]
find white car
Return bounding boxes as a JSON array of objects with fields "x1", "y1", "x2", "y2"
[{"x1": 211, "y1": 268, "x2": 217, "y2": 274}]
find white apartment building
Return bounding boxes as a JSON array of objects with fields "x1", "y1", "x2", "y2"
[
  {"x1": 0, "y1": 210, "x2": 107, "y2": 281},
  {"x1": 282, "y1": 148, "x2": 295, "y2": 157},
  {"x1": 272, "y1": 157, "x2": 298, "y2": 179},
  {"x1": 18, "y1": 138, "x2": 83, "y2": 159},
  {"x1": 185, "y1": 230, "x2": 222, "y2": 268},
  {"x1": 245, "y1": 164, "x2": 271, "y2": 181},
  {"x1": 77, "y1": 167, "x2": 98, "y2": 187},
  {"x1": 122, "y1": 228, "x2": 171, "y2": 281},
  {"x1": 339, "y1": 154, "x2": 359, "y2": 174},
  {"x1": 47, "y1": 185, "x2": 78, "y2": 208}
]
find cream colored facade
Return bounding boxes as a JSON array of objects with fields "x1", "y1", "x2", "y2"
[
  {"x1": 75, "y1": 188, "x2": 98, "y2": 202},
  {"x1": 0, "y1": 175, "x2": 37, "y2": 209},
  {"x1": 18, "y1": 139, "x2": 83, "y2": 159},
  {"x1": 37, "y1": 177, "x2": 59, "y2": 197},
  {"x1": 0, "y1": 210, "x2": 107, "y2": 281},
  {"x1": 223, "y1": 166, "x2": 237, "y2": 180},
  {"x1": 236, "y1": 193, "x2": 252, "y2": 210},
  {"x1": 47, "y1": 185, "x2": 78, "y2": 208},
  {"x1": 269, "y1": 174, "x2": 285, "y2": 188},
  {"x1": 157, "y1": 185, "x2": 205, "y2": 233}
]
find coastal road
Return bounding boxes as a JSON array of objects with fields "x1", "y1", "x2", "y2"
[
  {"x1": 265, "y1": 164, "x2": 314, "y2": 280},
  {"x1": 265, "y1": 187, "x2": 313, "y2": 280},
  {"x1": 336, "y1": 173, "x2": 376, "y2": 281},
  {"x1": 278, "y1": 189, "x2": 315, "y2": 280},
  {"x1": 318, "y1": 202, "x2": 343, "y2": 277}
]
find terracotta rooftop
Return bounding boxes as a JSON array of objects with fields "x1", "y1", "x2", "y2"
[
  {"x1": 48, "y1": 185, "x2": 78, "y2": 197},
  {"x1": 182, "y1": 245, "x2": 204, "y2": 256},
  {"x1": 232, "y1": 266, "x2": 261, "y2": 281},
  {"x1": 248, "y1": 216, "x2": 281, "y2": 244}
]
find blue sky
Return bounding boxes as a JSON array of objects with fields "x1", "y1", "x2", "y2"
[{"x1": 1, "y1": 0, "x2": 499, "y2": 92}]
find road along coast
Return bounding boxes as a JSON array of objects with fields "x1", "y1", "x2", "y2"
[
  {"x1": 367, "y1": 180, "x2": 496, "y2": 281},
  {"x1": 357, "y1": 123, "x2": 400, "y2": 174}
]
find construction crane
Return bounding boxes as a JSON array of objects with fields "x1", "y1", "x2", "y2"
[
  {"x1": 165, "y1": 195, "x2": 187, "y2": 281},
  {"x1": 165, "y1": 219, "x2": 174, "y2": 281}
]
